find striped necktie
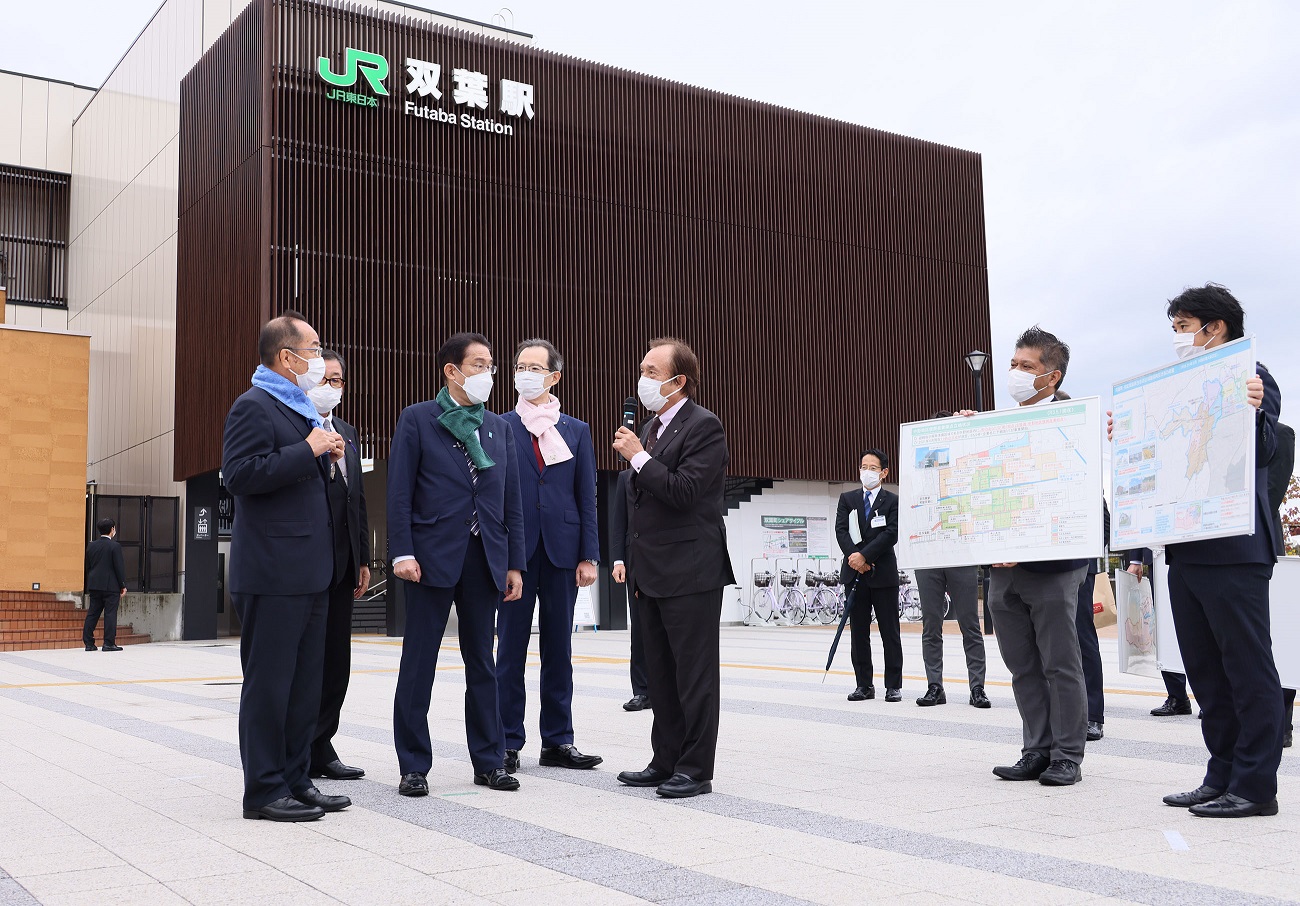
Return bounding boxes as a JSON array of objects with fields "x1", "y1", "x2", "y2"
[{"x1": 454, "y1": 441, "x2": 480, "y2": 536}]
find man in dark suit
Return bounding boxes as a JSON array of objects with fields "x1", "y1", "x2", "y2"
[
  {"x1": 83, "y1": 517, "x2": 127, "y2": 652},
  {"x1": 1147, "y1": 285, "x2": 1284, "y2": 818},
  {"x1": 1077, "y1": 502, "x2": 1111, "y2": 742},
  {"x1": 305, "y1": 350, "x2": 371, "y2": 782},
  {"x1": 223, "y1": 310, "x2": 350, "y2": 821},
  {"x1": 1269, "y1": 422, "x2": 1296, "y2": 748},
  {"x1": 497, "y1": 338, "x2": 603, "y2": 773},
  {"x1": 611, "y1": 469, "x2": 651, "y2": 711},
  {"x1": 612, "y1": 337, "x2": 735, "y2": 799},
  {"x1": 836, "y1": 449, "x2": 902, "y2": 702},
  {"x1": 389, "y1": 332, "x2": 525, "y2": 796},
  {"x1": 984, "y1": 326, "x2": 1090, "y2": 787}
]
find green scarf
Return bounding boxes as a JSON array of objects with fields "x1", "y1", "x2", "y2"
[{"x1": 436, "y1": 386, "x2": 495, "y2": 469}]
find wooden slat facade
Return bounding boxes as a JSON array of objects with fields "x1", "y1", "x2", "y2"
[{"x1": 175, "y1": 0, "x2": 991, "y2": 483}]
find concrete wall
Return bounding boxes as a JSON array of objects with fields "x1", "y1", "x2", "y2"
[
  {"x1": 0, "y1": 324, "x2": 91, "y2": 592},
  {"x1": 0, "y1": 71, "x2": 95, "y2": 174}
]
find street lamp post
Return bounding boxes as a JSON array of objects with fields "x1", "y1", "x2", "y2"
[{"x1": 964, "y1": 350, "x2": 994, "y2": 634}]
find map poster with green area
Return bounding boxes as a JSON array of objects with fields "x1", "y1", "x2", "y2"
[
  {"x1": 1110, "y1": 336, "x2": 1256, "y2": 550},
  {"x1": 896, "y1": 399, "x2": 1105, "y2": 570}
]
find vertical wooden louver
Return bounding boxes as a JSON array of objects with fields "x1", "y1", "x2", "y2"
[{"x1": 176, "y1": 0, "x2": 992, "y2": 483}]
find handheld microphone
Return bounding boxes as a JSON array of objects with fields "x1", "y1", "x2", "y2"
[{"x1": 622, "y1": 397, "x2": 638, "y2": 431}]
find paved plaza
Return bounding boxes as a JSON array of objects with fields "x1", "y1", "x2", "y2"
[{"x1": 1, "y1": 624, "x2": 1297, "y2": 906}]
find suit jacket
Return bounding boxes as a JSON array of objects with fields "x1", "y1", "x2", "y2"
[
  {"x1": 625, "y1": 398, "x2": 736, "y2": 598},
  {"x1": 329, "y1": 415, "x2": 371, "y2": 573},
  {"x1": 222, "y1": 386, "x2": 334, "y2": 596},
  {"x1": 610, "y1": 469, "x2": 631, "y2": 564},
  {"x1": 84, "y1": 535, "x2": 127, "y2": 593},
  {"x1": 502, "y1": 411, "x2": 599, "y2": 568},
  {"x1": 387, "y1": 399, "x2": 526, "y2": 590},
  {"x1": 836, "y1": 487, "x2": 900, "y2": 589},
  {"x1": 1267, "y1": 422, "x2": 1294, "y2": 543},
  {"x1": 1167, "y1": 363, "x2": 1282, "y2": 566}
]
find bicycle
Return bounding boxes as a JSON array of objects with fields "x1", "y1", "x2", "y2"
[
  {"x1": 898, "y1": 570, "x2": 923, "y2": 622},
  {"x1": 805, "y1": 569, "x2": 842, "y2": 624},
  {"x1": 749, "y1": 569, "x2": 778, "y2": 625},
  {"x1": 775, "y1": 569, "x2": 808, "y2": 625}
]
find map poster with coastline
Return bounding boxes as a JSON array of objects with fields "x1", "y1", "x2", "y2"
[
  {"x1": 1110, "y1": 336, "x2": 1256, "y2": 550},
  {"x1": 896, "y1": 399, "x2": 1105, "y2": 570}
]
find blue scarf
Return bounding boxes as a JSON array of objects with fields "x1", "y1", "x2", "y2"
[{"x1": 251, "y1": 365, "x2": 323, "y2": 429}]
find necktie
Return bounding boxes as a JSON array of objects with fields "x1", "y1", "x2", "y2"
[
  {"x1": 644, "y1": 416, "x2": 663, "y2": 455},
  {"x1": 455, "y1": 441, "x2": 481, "y2": 536}
]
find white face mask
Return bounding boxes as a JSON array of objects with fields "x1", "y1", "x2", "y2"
[
  {"x1": 1172, "y1": 325, "x2": 1210, "y2": 360},
  {"x1": 1006, "y1": 368, "x2": 1046, "y2": 404},
  {"x1": 456, "y1": 368, "x2": 494, "y2": 405},
  {"x1": 290, "y1": 351, "x2": 327, "y2": 394},
  {"x1": 307, "y1": 382, "x2": 342, "y2": 414},
  {"x1": 638, "y1": 374, "x2": 682, "y2": 412},
  {"x1": 514, "y1": 371, "x2": 551, "y2": 400},
  {"x1": 861, "y1": 469, "x2": 882, "y2": 490}
]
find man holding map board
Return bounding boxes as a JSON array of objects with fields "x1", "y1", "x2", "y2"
[
  {"x1": 897, "y1": 327, "x2": 1104, "y2": 788},
  {"x1": 1110, "y1": 283, "x2": 1284, "y2": 819}
]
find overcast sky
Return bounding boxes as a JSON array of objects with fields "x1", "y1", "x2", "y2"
[{"x1": 5, "y1": 0, "x2": 1298, "y2": 434}]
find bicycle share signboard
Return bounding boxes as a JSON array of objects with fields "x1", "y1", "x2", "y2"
[
  {"x1": 896, "y1": 399, "x2": 1105, "y2": 570},
  {"x1": 761, "y1": 515, "x2": 829, "y2": 556}
]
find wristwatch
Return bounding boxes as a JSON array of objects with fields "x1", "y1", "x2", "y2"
[{"x1": 583, "y1": 559, "x2": 599, "y2": 566}]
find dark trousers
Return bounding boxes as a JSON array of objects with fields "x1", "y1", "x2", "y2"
[
  {"x1": 311, "y1": 572, "x2": 357, "y2": 768},
  {"x1": 628, "y1": 592, "x2": 649, "y2": 697},
  {"x1": 915, "y1": 566, "x2": 984, "y2": 688},
  {"x1": 848, "y1": 583, "x2": 902, "y2": 690},
  {"x1": 639, "y1": 587, "x2": 723, "y2": 781},
  {"x1": 1162, "y1": 671, "x2": 1189, "y2": 702},
  {"x1": 1075, "y1": 573, "x2": 1105, "y2": 724},
  {"x1": 496, "y1": 546, "x2": 578, "y2": 751},
  {"x1": 989, "y1": 565, "x2": 1088, "y2": 764},
  {"x1": 1168, "y1": 562, "x2": 1283, "y2": 802},
  {"x1": 1286, "y1": 688, "x2": 1296, "y2": 736},
  {"x1": 83, "y1": 592, "x2": 119, "y2": 647},
  {"x1": 393, "y1": 536, "x2": 504, "y2": 776},
  {"x1": 232, "y1": 590, "x2": 328, "y2": 811}
]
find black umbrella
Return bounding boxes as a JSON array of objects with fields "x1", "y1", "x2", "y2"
[{"x1": 823, "y1": 571, "x2": 862, "y2": 680}]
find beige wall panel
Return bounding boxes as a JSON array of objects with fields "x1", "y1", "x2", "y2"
[
  {"x1": 45, "y1": 82, "x2": 94, "y2": 174},
  {"x1": 0, "y1": 74, "x2": 24, "y2": 166},
  {"x1": 0, "y1": 326, "x2": 90, "y2": 592},
  {"x1": 18, "y1": 78, "x2": 49, "y2": 170}
]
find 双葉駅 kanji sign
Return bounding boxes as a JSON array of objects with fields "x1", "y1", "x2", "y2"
[{"x1": 315, "y1": 45, "x2": 534, "y2": 137}]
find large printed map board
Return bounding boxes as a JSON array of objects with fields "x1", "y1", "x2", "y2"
[
  {"x1": 897, "y1": 399, "x2": 1105, "y2": 570},
  {"x1": 1111, "y1": 337, "x2": 1256, "y2": 550}
]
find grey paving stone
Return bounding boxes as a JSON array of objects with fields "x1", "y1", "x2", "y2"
[{"x1": 604, "y1": 866, "x2": 739, "y2": 901}]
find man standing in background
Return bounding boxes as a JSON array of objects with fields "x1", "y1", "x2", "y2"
[
  {"x1": 611, "y1": 469, "x2": 651, "y2": 711},
  {"x1": 83, "y1": 517, "x2": 127, "y2": 652},
  {"x1": 307, "y1": 349, "x2": 371, "y2": 782},
  {"x1": 497, "y1": 338, "x2": 603, "y2": 774}
]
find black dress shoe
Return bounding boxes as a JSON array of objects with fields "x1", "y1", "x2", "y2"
[
  {"x1": 623, "y1": 694, "x2": 651, "y2": 711},
  {"x1": 474, "y1": 768, "x2": 520, "y2": 791},
  {"x1": 1151, "y1": 696, "x2": 1192, "y2": 717},
  {"x1": 295, "y1": 786, "x2": 350, "y2": 812},
  {"x1": 1039, "y1": 759, "x2": 1082, "y2": 786},
  {"x1": 540, "y1": 744, "x2": 603, "y2": 769},
  {"x1": 617, "y1": 767, "x2": 673, "y2": 787},
  {"x1": 84, "y1": 644, "x2": 97, "y2": 651},
  {"x1": 243, "y1": 796, "x2": 324, "y2": 821},
  {"x1": 884, "y1": 688, "x2": 902, "y2": 703},
  {"x1": 656, "y1": 773, "x2": 712, "y2": 798},
  {"x1": 398, "y1": 772, "x2": 428, "y2": 797},
  {"x1": 504, "y1": 749, "x2": 520, "y2": 774},
  {"x1": 1163, "y1": 784, "x2": 1225, "y2": 807},
  {"x1": 1189, "y1": 792, "x2": 1279, "y2": 818},
  {"x1": 916, "y1": 684, "x2": 946, "y2": 707},
  {"x1": 101, "y1": 645, "x2": 123, "y2": 652},
  {"x1": 311, "y1": 759, "x2": 365, "y2": 780},
  {"x1": 969, "y1": 686, "x2": 991, "y2": 709},
  {"x1": 1086, "y1": 721, "x2": 1104, "y2": 741},
  {"x1": 847, "y1": 686, "x2": 874, "y2": 701},
  {"x1": 993, "y1": 752, "x2": 1050, "y2": 781}
]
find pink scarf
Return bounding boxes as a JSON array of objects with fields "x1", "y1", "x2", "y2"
[{"x1": 515, "y1": 396, "x2": 574, "y2": 465}]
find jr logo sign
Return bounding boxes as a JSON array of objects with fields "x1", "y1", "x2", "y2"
[{"x1": 317, "y1": 47, "x2": 390, "y2": 105}]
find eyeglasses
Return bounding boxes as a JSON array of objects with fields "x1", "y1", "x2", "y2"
[
  {"x1": 322, "y1": 377, "x2": 346, "y2": 389},
  {"x1": 285, "y1": 345, "x2": 324, "y2": 357},
  {"x1": 514, "y1": 364, "x2": 553, "y2": 375},
  {"x1": 461, "y1": 363, "x2": 497, "y2": 376}
]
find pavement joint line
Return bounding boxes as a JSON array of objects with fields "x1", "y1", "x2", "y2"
[
  {"x1": 0, "y1": 685, "x2": 814, "y2": 906},
  {"x1": 1, "y1": 683, "x2": 1292, "y2": 906}
]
